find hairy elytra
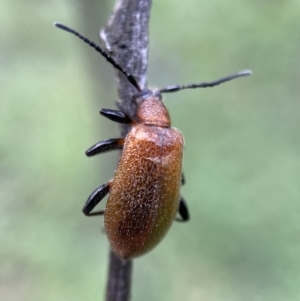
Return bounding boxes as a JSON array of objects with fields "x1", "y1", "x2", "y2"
[{"x1": 55, "y1": 23, "x2": 251, "y2": 259}]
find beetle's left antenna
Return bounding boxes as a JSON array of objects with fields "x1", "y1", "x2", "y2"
[
  {"x1": 54, "y1": 22, "x2": 141, "y2": 91},
  {"x1": 159, "y1": 70, "x2": 252, "y2": 93}
]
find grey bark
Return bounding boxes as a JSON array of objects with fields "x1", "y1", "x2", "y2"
[
  {"x1": 101, "y1": 0, "x2": 151, "y2": 136},
  {"x1": 101, "y1": 1, "x2": 152, "y2": 301}
]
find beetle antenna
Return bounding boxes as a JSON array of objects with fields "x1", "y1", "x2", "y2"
[
  {"x1": 54, "y1": 22, "x2": 141, "y2": 91},
  {"x1": 159, "y1": 70, "x2": 252, "y2": 93}
]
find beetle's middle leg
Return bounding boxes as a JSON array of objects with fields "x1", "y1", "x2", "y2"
[
  {"x1": 85, "y1": 138, "x2": 124, "y2": 157},
  {"x1": 181, "y1": 172, "x2": 185, "y2": 185}
]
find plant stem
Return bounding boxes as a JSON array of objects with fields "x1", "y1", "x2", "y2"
[{"x1": 101, "y1": 1, "x2": 152, "y2": 301}]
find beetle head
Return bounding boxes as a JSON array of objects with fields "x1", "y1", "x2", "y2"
[{"x1": 133, "y1": 89, "x2": 171, "y2": 128}]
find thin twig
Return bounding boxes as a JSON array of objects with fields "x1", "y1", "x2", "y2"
[{"x1": 101, "y1": 1, "x2": 152, "y2": 301}]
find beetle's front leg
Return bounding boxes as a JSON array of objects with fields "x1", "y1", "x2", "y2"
[{"x1": 100, "y1": 109, "x2": 133, "y2": 124}]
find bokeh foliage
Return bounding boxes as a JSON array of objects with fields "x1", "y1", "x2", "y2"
[{"x1": 1, "y1": 0, "x2": 300, "y2": 301}]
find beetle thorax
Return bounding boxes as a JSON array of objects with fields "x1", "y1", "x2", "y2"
[{"x1": 135, "y1": 90, "x2": 171, "y2": 127}]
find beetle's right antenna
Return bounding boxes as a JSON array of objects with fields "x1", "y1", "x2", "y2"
[
  {"x1": 159, "y1": 70, "x2": 252, "y2": 93},
  {"x1": 54, "y1": 22, "x2": 141, "y2": 92}
]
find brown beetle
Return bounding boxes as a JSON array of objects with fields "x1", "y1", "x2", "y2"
[{"x1": 55, "y1": 23, "x2": 251, "y2": 259}]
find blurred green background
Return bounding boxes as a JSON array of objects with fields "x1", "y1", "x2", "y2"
[{"x1": 1, "y1": 0, "x2": 300, "y2": 300}]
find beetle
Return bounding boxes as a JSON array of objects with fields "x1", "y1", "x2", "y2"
[{"x1": 54, "y1": 23, "x2": 251, "y2": 259}]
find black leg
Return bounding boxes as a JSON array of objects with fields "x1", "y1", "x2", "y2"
[
  {"x1": 181, "y1": 173, "x2": 185, "y2": 186},
  {"x1": 85, "y1": 138, "x2": 124, "y2": 157},
  {"x1": 83, "y1": 181, "x2": 111, "y2": 216},
  {"x1": 100, "y1": 109, "x2": 133, "y2": 124},
  {"x1": 175, "y1": 196, "x2": 189, "y2": 222}
]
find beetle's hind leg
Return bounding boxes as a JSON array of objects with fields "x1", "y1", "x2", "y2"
[
  {"x1": 82, "y1": 181, "x2": 111, "y2": 216},
  {"x1": 86, "y1": 138, "x2": 124, "y2": 157},
  {"x1": 176, "y1": 173, "x2": 189, "y2": 221},
  {"x1": 175, "y1": 196, "x2": 189, "y2": 222}
]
